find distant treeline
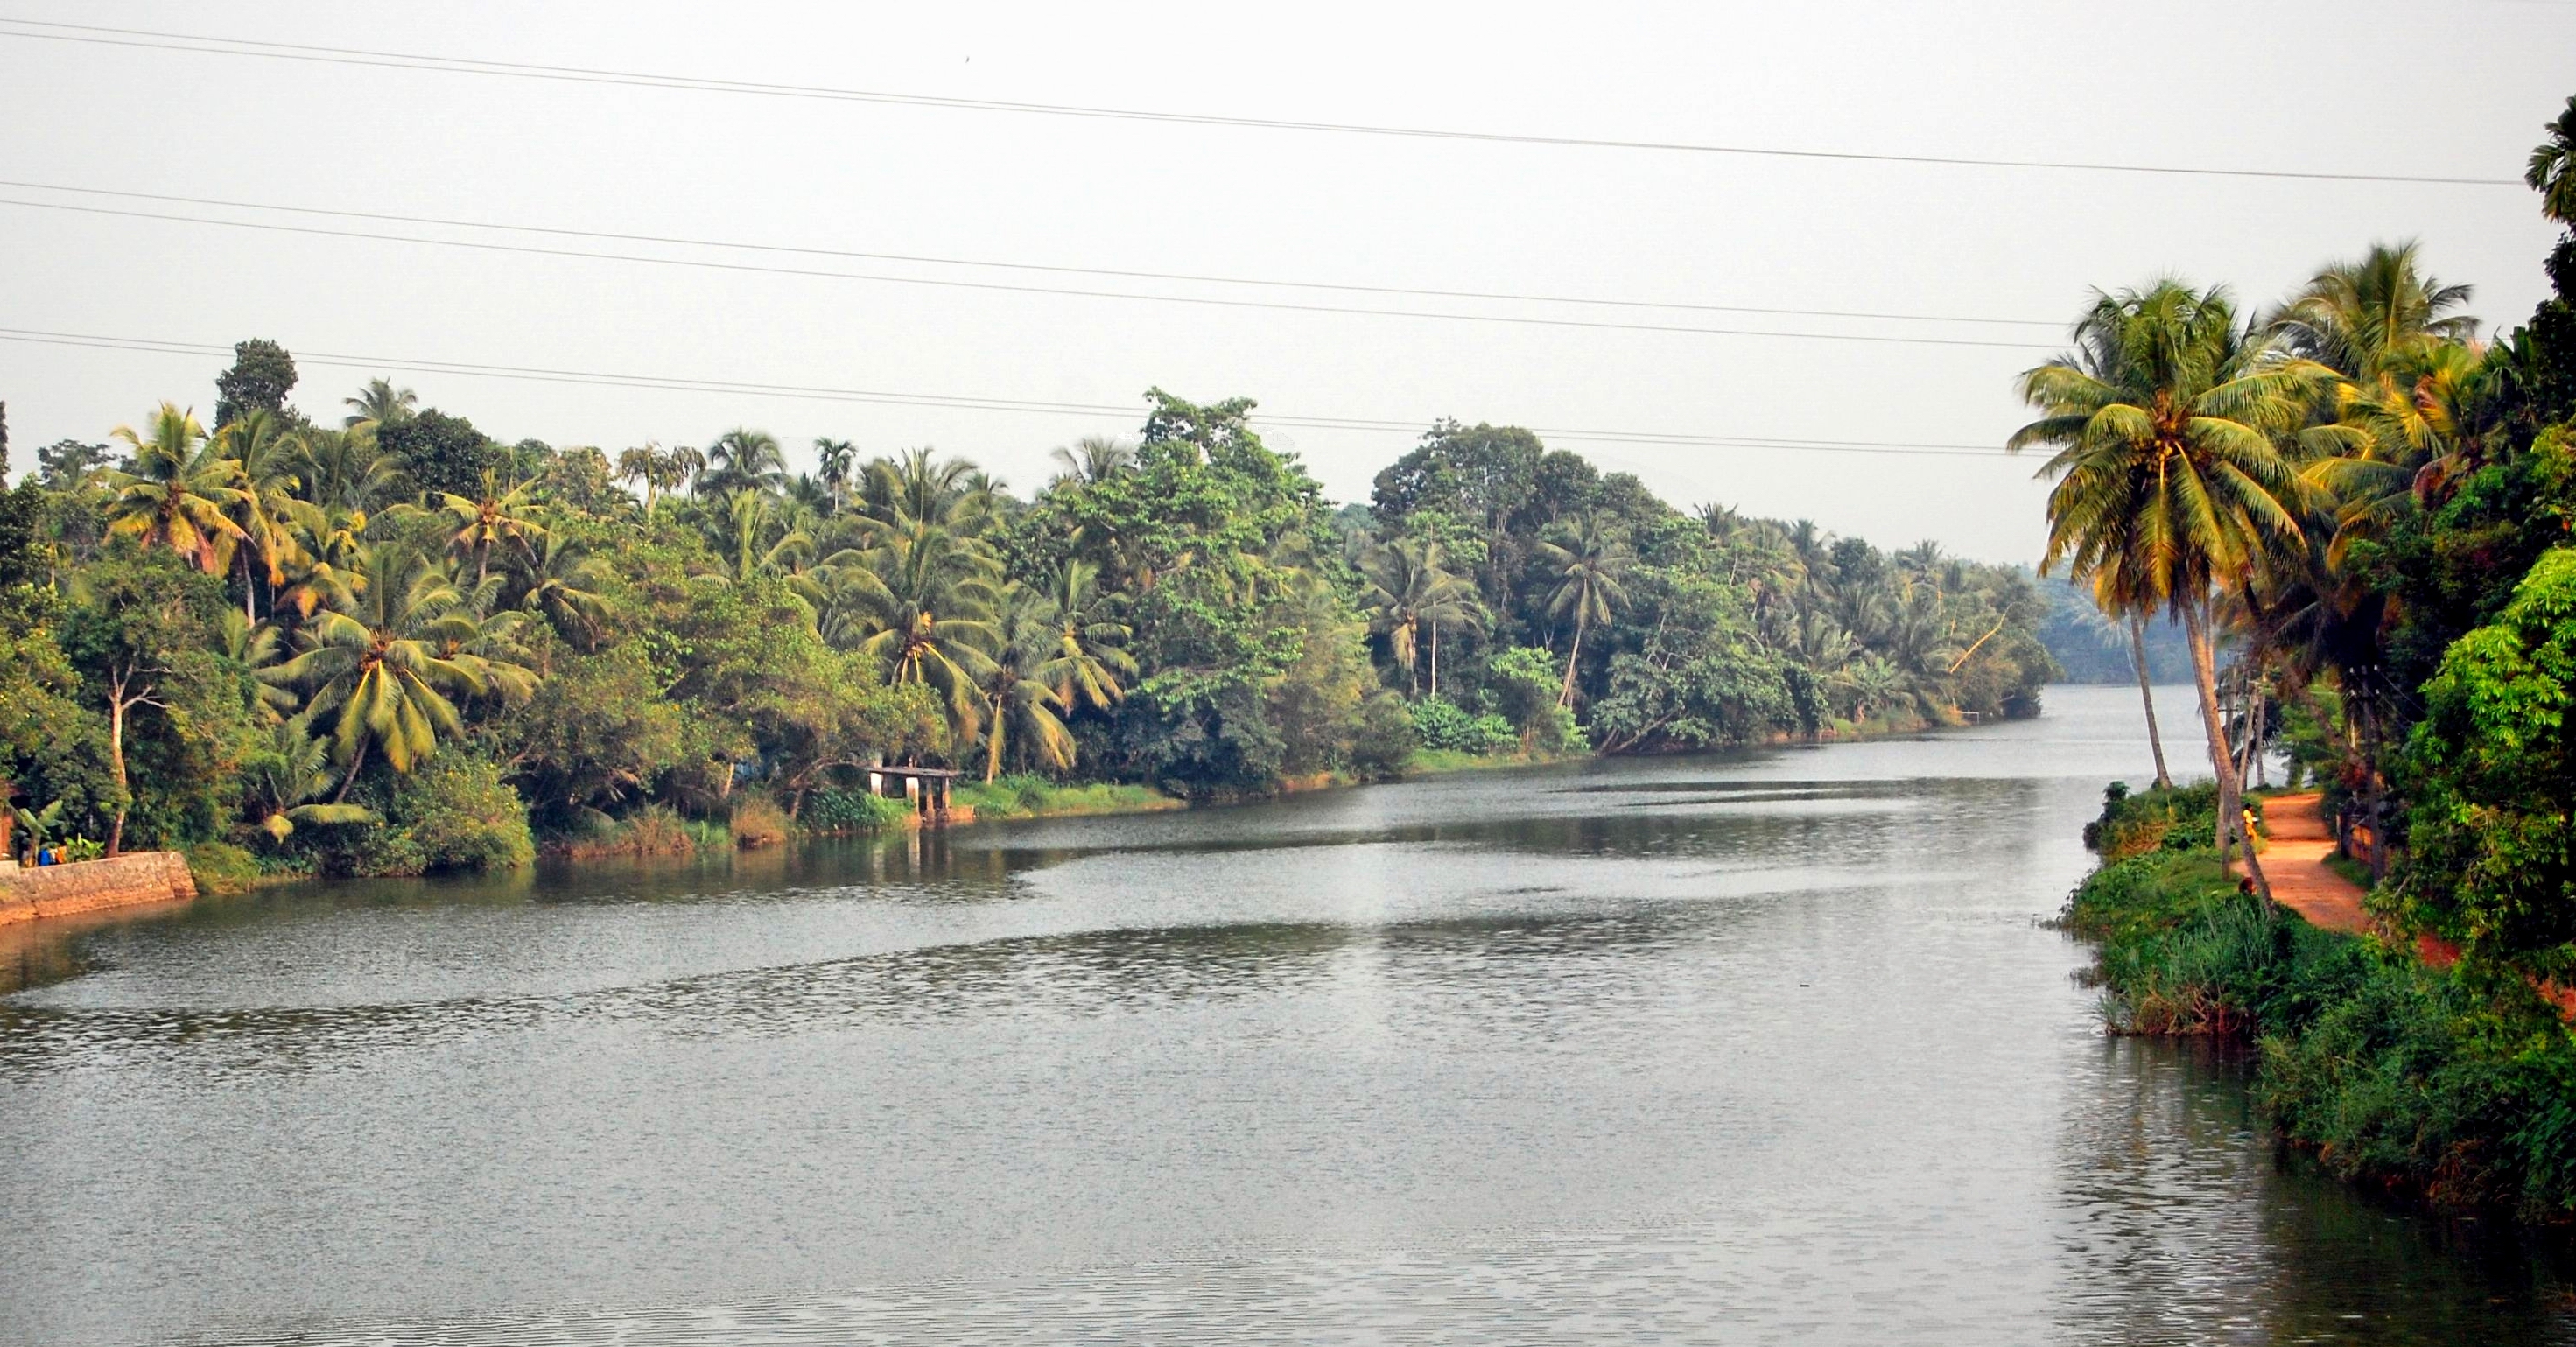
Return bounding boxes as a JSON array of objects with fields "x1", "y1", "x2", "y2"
[{"x1": 0, "y1": 371, "x2": 2053, "y2": 878}]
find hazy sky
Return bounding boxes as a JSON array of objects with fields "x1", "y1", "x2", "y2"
[{"x1": 5, "y1": 2, "x2": 2572, "y2": 562}]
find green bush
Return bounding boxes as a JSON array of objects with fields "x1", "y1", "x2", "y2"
[
  {"x1": 802, "y1": 788, "x2": 912, "y2": 831},
  {"x1": 2082, "y1": 782, "x2": 2221, "y2": 859},
  {"x1": 390, "y1": 754, "x2": 536, "y2": 873},
  {"x1": 1409, "y1": 697, "x2": 1514, "y2": 754},
  {"x1": 1350, "y1": 692, "x2": 1418, "y2": 778},
  {"x1": 185, "y1": 840, "x2": 261, "y2": 895}
]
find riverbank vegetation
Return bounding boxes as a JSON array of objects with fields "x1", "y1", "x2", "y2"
[
  {"x1": 0, "y1": 374, "x2": 2053, "y2": 878},
  {"x1": 2044, "y1": 95, "x2": 2576, "y2": 1222}
]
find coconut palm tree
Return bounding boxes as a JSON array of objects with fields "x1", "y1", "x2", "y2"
[
  {"x1": 829, "y1": 519, "x2": 1001, "y2": 742},
  {"x1": 1358, "y1": 537, "x2": 1485, "y2": 697},
  {"x1": 974, "y1": 583, "x2": 1077, "y2": 782},
  {"x1": 860, "y1": 446, "x2": 995, "y2": 537},
  {"x1": 436, "y1": 472, "x2": 549, "y2": 585},
  {"x1": 2010, "y1": 280, "x2": 2340, "y2": 894},
  {"x1": 342, "y1": 378, "x2": 417, "y2": 431},
  {"x1": 711, "y1": 488, "x2": 814, "y2": 585},
  {"x1": 1049, "y1": 435, "x2": 1136, "y2": 486},
  {"x1": 699, "y1": 428, "x2": 786, "y2": 498},
  {"x1": 1532, "y1": 516, "x2": 1633, "y2": 707},
  {"x1": 213, "y1": 410, "x2": 307, "y2": 619},
  {"x1": 616, "y1": 445, "x2": 670, "y2": 518},
  {"x1": 102, "y1": 403, "x2": 250, "y2": 574},
  {"x1": 264, "y1": 544, "x2": 516, "y2": 797},
  {"x1": 2526, "y1": 93, "x2": 2576, "y2": 225},
  {"x1": 289, "y1": 425, "x2": 400, "y2": 513},
  {"x1": 519, "y1": 532, "x2": 612, "y2": 652},
  {"x1": 1036, "y1": 558, "x2": 1136, "y2": 712}
]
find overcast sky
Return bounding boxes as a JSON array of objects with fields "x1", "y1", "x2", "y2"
[{"x1": 5, "y1": 2, "x2": 2572, "y2": 562}]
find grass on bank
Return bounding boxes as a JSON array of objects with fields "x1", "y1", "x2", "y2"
[
  {"x1": 2063, "y1": 783, "x2": 2576, "y2": 1220},
  {"x1": 951, "y1": 775, "x2": 1181, "y2": 821}
]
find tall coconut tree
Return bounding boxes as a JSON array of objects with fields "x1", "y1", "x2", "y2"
[
  {"x1": 827, "y1": 519, "x2": 1001, "y2": 743},
  {"x1": 436, "y1": 472, "x2": 550, "y2": 585},
  {"x1": 341, "y1": 378, "x2": 417, "y2": 431},
  {"x1": 1358, "y1": 537, "x2": 1485, "y2": 698},
  {"x1": 213, "y1": 409, "x2": 305, "y2": 619},
  {"x1": 698, "y1": 428, "x2": 786, "y2": 498},
  {"x1": 1049, "y1": 435, "x2": 1137, "y2": 486},
  {"x1": 1532, "y1": 516, "x2": 1633, "y2": 707},
  {"x1": 102, "y1": 403, "x2": 250, "y2": 574},
  {"x1": 263, "y1": 544, "x2": 516, "y2": 797},
  {"x1": 2011, "y1": 280, "x2": 2340, "y2": 894},
  {"x1": 973, "y1": 582, "x2": 1077, "y2": 782},
  {"x1": 1036, "y1": 558, "x2": 1136, "y2": 712},
  {"x1": 2524, "y1": 93, "x2": 2576, "y2": 226}
]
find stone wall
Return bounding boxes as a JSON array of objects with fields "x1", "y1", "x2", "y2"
[{"x1": 0, "y1": 852, "x2": 197, "y2": 926}]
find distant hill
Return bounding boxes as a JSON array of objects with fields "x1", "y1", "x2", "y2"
[{"x1": 2026, "y1": 569, "x2": 2194, "y2": 684}]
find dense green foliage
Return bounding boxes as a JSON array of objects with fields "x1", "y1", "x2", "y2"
[
  {"x1": 2047, "y1": 97, "x2": 2576, "y2": 1224},
  {"x1": 2, "y1": 372, "x2": 2053, "y2": 871},
  {"x1": 2065, "y1": 793, "x2": 2576, "y2": 1219}
]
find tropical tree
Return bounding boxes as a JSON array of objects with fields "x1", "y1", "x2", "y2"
[
  {"x1": 814, "y1": 438, "x2": 857, "y2": 515},
  {"x1": 973, "y1": 583, "x2": 1077, "y2": 781},
  {"x1": 519, "y1": 532, "x2": 612, "y2": 651},
  {"x1": 264, "y1": 544, "x2": 520, "y2": 797},
  {"x1": 1050, "y1": 434, "x2": 1136, "y2": 486},
  {"x1": 102, "y1": 403, "x2": 249, "y2": 575},
  {"x1": 1358, "y1": 536, "x2": 1485, "y2": 697},
  {"x1": 1036, "y1": 558, "x2": 1136, "y2": 712},
  {"x1": 2526, "y1": 92, "x2": 2576, "y2": 225},
  {"x1": 828, "y1": 518, "x2": 1001, "y2": 742},
  {"x1": 342, "y1": 378, "x2": 417, "y2": 431},
  {"x1": 213, "y1": 409, "x2": 306, "y2": 618},
  {"x1": 698, "y1": 428, "x2": 786, "y2": 498},
  {"x1": 2011, "y1": 280, "x2": 2340, "y2": 893},
  {"x1": 435, "y1": 473, "x2": 550, "y2": 585},
  {"x1": 1532, "y1": 516, "x2": 1633, "y2": 706}
]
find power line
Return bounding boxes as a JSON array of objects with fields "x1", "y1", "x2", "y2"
[
  {"x1": 0, "y1": 179, "x2": 2064, "y2": 330},
  {"x1": 0, "y1": 326, "x2": 2024, "y2": 460},
  {"x1": 0, "y1": 18, "x2": 2523, "y2": 187},
  {"x1": 0, "y1": 197, "x2": 2064, "y2": 351}
]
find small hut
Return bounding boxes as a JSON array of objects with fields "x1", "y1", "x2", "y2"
[{"x1": 862, "y1": 766, "x2": 968, "y2": 825}]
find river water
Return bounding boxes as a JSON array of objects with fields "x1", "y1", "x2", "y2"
[{"x1": 1, "y1": 684, "x2": 2567, "y2": 1345}]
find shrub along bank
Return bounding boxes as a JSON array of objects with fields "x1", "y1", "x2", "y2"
[{"x1": 2063, "y1": 784, "x2": 2576, "y2": 1220}]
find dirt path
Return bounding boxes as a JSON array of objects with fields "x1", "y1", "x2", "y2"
[
  {"x1": 2242, "y1": 792, "x2": 2369, "y2": 934},
  {"x1": 2246, "y1": 793, "x2": 2576, "y2": 1019}
]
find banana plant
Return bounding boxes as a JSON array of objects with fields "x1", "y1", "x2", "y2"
[{"x1": 11, "y1": 799, "x2": 66, "y2": 862}]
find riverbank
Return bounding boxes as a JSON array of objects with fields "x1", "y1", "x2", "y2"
[
  {"x1": 2062, "y1": 783, "x2": 2576, "y2": 1221},
  {"x1": 0, "y1": 852, "x2": 198, "y2": 926}
]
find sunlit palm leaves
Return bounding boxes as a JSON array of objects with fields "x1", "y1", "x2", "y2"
[{"x1": 102, "y1": 402, "x2": 250, "y2": 574}]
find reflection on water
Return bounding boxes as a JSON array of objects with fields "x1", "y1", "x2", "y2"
[{"x1": 0, "y1": 684, "x2": 2567, "y2": 1346}]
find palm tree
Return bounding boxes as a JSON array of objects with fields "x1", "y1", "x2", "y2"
[
  {"x1": 860, "y1": 446, "x2": 994, "y2": 536},
  {"x1": 436, "y1": 472, "x2": 549, "y2": 585},
  {"x1": 289, "y1": 425, "x2": 399, "y2": 513},
  {"x1": 2011, "y1": 280, "x2": 2339, "y2": 894},
  {"x1": 1532, "y1": 516, "x2": 1633, "y2": 707},
  {"x1": 974, "y1": 583, "x2": 1077, "y2": 782},
  {"x1": 213, "y1": 410, "x2": 305, "y2": 619},
  {"x1": 1036, "y1": 559, "x2": 1136, "y2": 712},
  {"x1": 1358, "y1": 537, "x2": 1485, "y2": 697},
  {"x1": 1049, "y1": 435, "x2": 1136, "y2": 486},
  {"x1": 342, "y1": 378, "x2": 417, "y2": 431},
  {"x1": 699, "y1": 428, "x2": 786, "y2": 498},
  {"x1": 102, "y1": 403, "x2": 250, "y2": 574},
  {"x1": 264, "y1": 544, "x2": 518, "y2": 797},
  {"x1": 2526, "y1": 93, "x2": 2576, "y2": 225},
  {"x1": 814, "y1": 438, "x2": 857, "y2": 515},
  {"x1": 616, "y1": 445, "x2": 669, "y2": 517},
  {"x1": 827, "y1": 519, "x2": 1001, "y2": 742},
  {"x1": 520, "y1": 532, "x2": 612, "y2": 652},
  {"x1": 712, "y1": 488, "x2": 814, "y2": 584}
]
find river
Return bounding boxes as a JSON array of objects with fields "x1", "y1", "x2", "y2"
[{"x1": 1, "y1": 684, "x2": 2567, "y2": 1345}]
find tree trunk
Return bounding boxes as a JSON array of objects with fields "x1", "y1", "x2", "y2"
[
  {"x1": 332, "y1": 738, "x2": 370, "y2": 803},
  {"x1": 1429, "y1": 621, "x2": 1439, "y2": 699},
  {"x1": 2181, "y1": 598, "x2": 2271, "y2": 902},
  {"x1": 1558, "y1": 610, "x2": 1589, "y2": 708},
  {"x1": 2129, "y1": 610, "x2": 2172, "y2": 789},
  {"x1": 106, "y1": 684, "x2": 130, "y2": 858},
  {"x1": 986, "y1": 702, "x2": 1004, "y2": 783}
]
